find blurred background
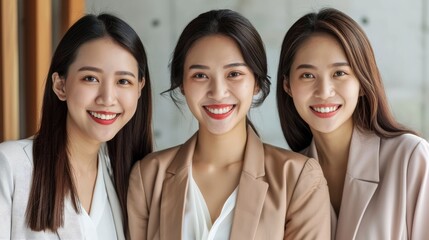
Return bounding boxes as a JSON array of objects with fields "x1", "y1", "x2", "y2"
[{"x1": 1, "y1": 0, "x2": 428, "y2": 150}]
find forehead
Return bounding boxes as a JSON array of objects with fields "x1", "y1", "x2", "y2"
[
  {"x1": 69, "y1": 37, "x2": 138, "y2": 73},
  {"x1": 184, "y1": 34, "x2": 245, "y2": 66},
  {"x1": 293, "y1": 33, "x2": 348, "y2": 65}
]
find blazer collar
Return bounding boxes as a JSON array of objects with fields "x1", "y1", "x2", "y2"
[
  {"x1": 230, "y1": 127, "x2": 268, "y2": 239},
  {"x1": 305, "y1": 127, "x2": 380, "y2": 239},
  {"x1": 160, "y1": 127, "x2": 268, "y2": 239},
  {"x1": 160, "y1": 132, "x2": 196, "y2": 239}
]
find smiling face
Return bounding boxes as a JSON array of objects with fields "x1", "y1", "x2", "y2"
[
  {"x1": 182, "y1": 34, "x2": 258, "y2": 135},
  {"x1": 52, "y1": 37, "x2": 144, "y2": 145},
  {"x1": 286, "y1": 33, "x2": 361, "y2": 136}
]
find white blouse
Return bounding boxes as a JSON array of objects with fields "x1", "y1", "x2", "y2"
[
  {"x1": 78, "y1": 156, "x2": 117, "y2": 240},
  {"x1": 182, "y1": 167, "x2": 238, "y2": 240}
]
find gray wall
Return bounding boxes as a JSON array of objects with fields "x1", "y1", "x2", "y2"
[{"x1": 86, "y1": 0, "x2": 429, "y2": 150}]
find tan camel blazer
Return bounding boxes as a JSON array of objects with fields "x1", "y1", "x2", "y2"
[{"x1": 128, "y1": 128, "x2": 330, "y2": 239}]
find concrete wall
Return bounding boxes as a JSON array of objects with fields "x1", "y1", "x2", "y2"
[{"x1": 86, "y1": 0, "x2": 429, "y2": 150}]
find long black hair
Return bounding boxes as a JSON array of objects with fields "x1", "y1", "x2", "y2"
[{"x1": 27, "y1": 13, "x2": 153, "y2": 232}]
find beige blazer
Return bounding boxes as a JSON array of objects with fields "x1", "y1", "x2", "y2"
[
  {"x1": 0, "y1": 139, "x2": 125, "y2": 240},
  {"x1": 127, "y1": 128, "x2": 330, "y2": 240},
  {"x1": 302, "y1": 128, "x2": 429, "y2": 240}
]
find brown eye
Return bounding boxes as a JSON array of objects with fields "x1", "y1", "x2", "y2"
[
  {"x1": 334, "y1": 71, "x2": 346, "y2": 77},
  {"x1": 83, "y1": 76, "x2": 98, "y2": 82},
  {"x1": 228, "y1": 71, "x2": 242, "y2": 78},
  {"x1": 302, "y1": 73, "x2": 314, "y2": 78},
  {"x1": 193, "y1": 73, "x2": 208, "y2": 79},
  {"x1": 118, "y1": 79, "x2": 131, "y2": 85}
]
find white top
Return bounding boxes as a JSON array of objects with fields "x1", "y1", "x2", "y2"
[
  {"x1": 0, "y1": 140, "x2": 125, "y2": 239},
  {"x1": 182, "y1": 167, "x2": 238, "y2": 240},
  {"x1": 78, "y1": 155, "x2": 118, "y2": 240}
]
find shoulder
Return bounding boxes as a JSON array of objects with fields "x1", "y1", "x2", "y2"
[
  {"x1": 262, "y1": 143, "x2": 325, "y2": 182},
  {"x1": 382, "y1": 133, "x2": 427, "y2": 150},
  {"x1": 0, "y1": 139, "x2": 33, "y2": 185},
  {"x1": 262, "y1": 143, "x2": 318, "y2": 169},
  {"x1": 0, "y1": 139, "x2": 33, "y2": 165},
  {"x1": 134, "y1": 145, "x2": 181, "y2": 171},
  {"x1": 380, "y1": 134, "x2": 429, "y2": 160},
  {"x1": 130, "y1": 144, "x2": 182, "y2": 182},
  {"x1": 0, "y1": 138, "x2": 32, "y2": 153}
]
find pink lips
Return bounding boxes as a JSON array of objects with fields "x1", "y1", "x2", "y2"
[
  {"x1": 204, "y1": 104, "x2": 234, "y2": 120},
  {"x1": 310, "y1": 104, "x2": 341, "y2": 118},
  {"x1": 88, "y1": 111, "x2": 119, "y2": 125}
]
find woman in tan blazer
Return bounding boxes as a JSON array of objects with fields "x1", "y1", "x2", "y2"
[
  {"x1": 277, "y1": 8, "x2": 429, "y2": 239},
  {"x1": 128, "y1": 9, "x2": 330, "y2": 240}
]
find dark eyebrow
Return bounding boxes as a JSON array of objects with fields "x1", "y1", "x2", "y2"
[
  {"x1": 78, "y1": 66, "x2": 102, "y2": 72},
  {"x1": 330, "y1": 62, "x2": 350, "y2": 68},
  {"x1": 296, "y1": 62, "x2": 350, "y2": 70},
  {"x1": 78, "y1": 66, "x2": 135, "y2": 78},
  {"x1": 115, "y1": 71, "x2": 136, "y2": 78},
  {"x1": 296, "y1": 64, "x2": 316, "y2": 70},
  {"x1": 188, "y1": 62, "x2": 248, "y2": 70},
  {"x1": 189, "y1": 64, "x2": 209, "y2": 70},
  {"x1": 224, "y1": 63, "x2": 247, "y2": 69}
]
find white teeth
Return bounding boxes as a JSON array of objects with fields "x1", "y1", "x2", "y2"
[
  {"x1": 89, "y1": 111, "x2": 118, "y2": 120},
  {"x1": 312, "y1": 106, "x2": 338, "y2": 113},
  {"x1": 206, "y1": 106, "x2": 233, "y2": 114}
]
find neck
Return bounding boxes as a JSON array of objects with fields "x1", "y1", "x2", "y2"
[
  {"x1": 194, "y1": 121, "x2": 247, "y2": 167},
  {"x1": 312, "y1": 120, "x2": 354, "y2": 167},
  {"x1": 66, "y1": 124, "x2": 101, "y2": 174}
]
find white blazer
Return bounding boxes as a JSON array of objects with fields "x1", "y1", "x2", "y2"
[
  {"x1": 302, "y1": 127, "x2": 429, "y2": 240},
  {"x1": 0, "y1": 139, "x2": 125, "y2": 239}
]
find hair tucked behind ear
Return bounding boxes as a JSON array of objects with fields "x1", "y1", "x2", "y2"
[{"x1": 164, "y1": 9, "x2": 270, "y2": 134}]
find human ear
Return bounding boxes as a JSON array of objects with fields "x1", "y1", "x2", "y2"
[
  {"x1": 282, "y1": 75, "x2": 292, "y2": 97},
  {"x1": 138, "y1": 77, "x2": 146, "y2": 98},
  {"x1": 253, "y1": 83, "x2": 260, "y2": 95},
  {"x1": 52, "y1": 72, "x2": 67, "y2": 101}
]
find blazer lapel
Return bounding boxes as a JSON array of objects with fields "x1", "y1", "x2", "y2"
[
  {"x1": 100, "y1": 144, "x2": 125, "y2": 240},
  {"x1": 230, "y1": 128, "x2": 268, "y2": 240},
  {"x1": 335, "y1": 128, "x2": 380, "y2": 240},
  {"x1": 304, "y1": 128, "x2": 380, "y2": 240},
  {"x1": 160, "y1": 134, "x2": 196, "y2": 239}
]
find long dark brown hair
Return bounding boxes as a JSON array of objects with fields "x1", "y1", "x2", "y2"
[
  {"x1": 27, "y1": 13, "x2": 153, "y2": 232},
  {"x1": 276, "y1": 8, "x2": 415, "y2": 152},
  {"x1": 164, "y1": 9, "x2": 271, "y2": 132}
]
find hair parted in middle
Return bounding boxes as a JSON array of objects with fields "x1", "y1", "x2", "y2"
[{"x1": 165, "y1": 9, "x2": 271, "y2": 108}]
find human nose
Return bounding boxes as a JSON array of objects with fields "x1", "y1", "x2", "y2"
[
  {"x1": 96, "y1": 81, "x2": 117, "y2": 106},
  {"x1": 314, "y1": 77, "x2": 335, "y2": 99},
  {"x1": 207, "y1": 77, "x2": 229, "y2": 101}
]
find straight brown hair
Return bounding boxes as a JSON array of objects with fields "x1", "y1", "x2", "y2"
[{"x1": 276, "y1": 8, "x2": 416, "y2": 152}]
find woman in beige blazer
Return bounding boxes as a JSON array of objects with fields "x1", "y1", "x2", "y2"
[
  {"x1": 277, "y1": 8, "x2": 429, "y2": 239},
  {"x1": 128, "y1": 9, "x2": 330, "y2": 240},
  {"x1": 0, "y1": 13, "x2": 153, "y2": 239}
]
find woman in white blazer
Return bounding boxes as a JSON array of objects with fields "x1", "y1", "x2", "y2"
[
  {"x1": 0, "y1": 13, "x2": 153, "y2": 239},
  {"x1": 276, "y1": 8, "x2": 429, "y2": 239}
]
